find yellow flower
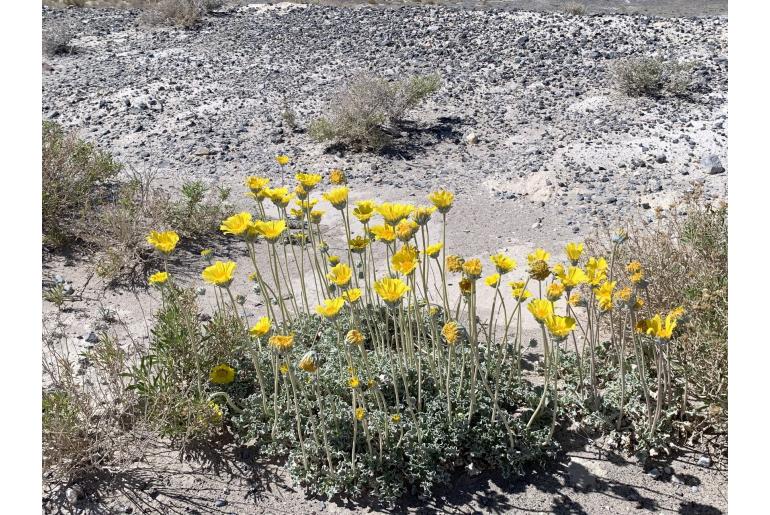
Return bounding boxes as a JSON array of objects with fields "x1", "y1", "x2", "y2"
[
  {"x1": 546, "y1": 282, "x2": 565, "y2": 301},
  {"x1": 544, "y1": 315, "x2": 576, "y2": 340},
  {"x1": 462, "y1": 258, "x2": 482, "y2": 279},
  {"x1": 626, "y1": 260, "x2": 642, "y2": 274},
  {"x1": 369, "y1": 224, "x2": 396, "y2": 243},
  {"x1": 669, "y1": 306, "x2": 685, "y2": 320},
  {"x1": 377, "y1": 202, "x2": 415, "y2": 225},
  {"x1": 424, "y1": 243, "x2": 443, "y2": 259},
  {"x1": 220, "y1": 212, "x2": 253, "y2": 236},
  {"x1": 294, "y1": 184, "x2": 308, "y2": 200},
  {"x1": 490, "y1": 253, "x2": 516, "y2": 274},
  {"x1": 245, "y1": 176, "x2": 270, "y2": 194},
  {"x1": 345, "y1": 329, "x2": 365, "y2": 346},
  {"x1": 428, "y1": 189, "x2": 454, "y2": 214},
  {"x1": 202, "y1": 261, "x2": 237, "y2": 287},
  {"x1": 373, "y1": 277, "x2": 410, "y2": 305},
  {"x1": 633, "y1": 298, "x2": 645, "y2": 310},
  {"x1": 348, "y1": 376, "x2": 360, "y2": 389},
  {"x1": 295, "y1": 173, "x2": 322, "y2": 190},
  {"x1": 327, "y1": 263, "x2": 352, "y2": 287},
  {"x1": 200, "y1": 248, "x2": 213, "y2": 259},
  {"x1": 586, "y1": 257, "x2": 608, "y2": 286},
  {"x1": 327, "y1": 255, "x2": 340, "y2": 266},
  {"x1": 446, "y1": 255, "x2": 464, "y2": 273},
  {"x1": 355, "y1": 407, "x2": 366, "y2": 421},
  {"x1": 459, "y1": 278, "x2": 473, "y2": 296},
  {"x1": 249, "y1": 317, "x2": 271, "y2": 338},
  {"x1": 568, "y1": 292, "x2": 582, "y2": 307},
  {"x1": 395, "y1": 219, "x2": 419, "y2": 242},
  {"x1": 279, "y1": 363, "x2": 289, "y2": 375},
  {"x1": 442, "y1": 320, "x2": 461, "y2": 345},
  {"x1": 561, "y1": 266, "x2": 588, "y2": 289},
  {"x1": 209, "y1": 364, "x2": 235, "y2": 385},
  {"x1": 391, "y1": 244, "x2": 419, "y2": 275},
  {"x1": 510, "y1": 281, "x2": 532, "y2": 302},
  {"x1": 528, "y1": 299, "x2": 554, "y2": 323},
  {"x1": 268, "y1": 333, "x2": 294, "y2": 353},
  {"x1": 147, "y1": 230, "x2": 180, "y2": 254},
  {"x1": 272, "y1": 191, "x2": 295, "y2": 209},
  {"x1": 528, "y1": 260, "x2": 551, "y2": 281},
  {"x1": 290, "y1": 207, "x2": 305, "y2": 220},
  {"x1": 316, "y1": 297, "x2": 345, "y2": 319},
  {"x1": 208, "y1": 401, "x2": 224, "y2": 425},
  {"x1": 148, "y1": 271, "x2": 169, "y2": 286},
  {"x1": 352, "y1": 200, "x2": 376, "y2": 223},
  {"x1": 254, "y1": 219, "x2": 287, "y2": 243},
  {"x1": 527, "y1": 248, "x2": 551, "y2": 264},
  {"x1": 412, "y1": 205, "x2": 436, "y2": 225},
  {"x1": 310, "y1": 210, "x2": 325, "y2": 224},
  {"x1": 636, "y1": 313, "x2": 678, "y2": 340},
  {"x1": 275, "y1": 154, "x2": 290, "y2": 166},
  {"x1": 485, "y1": 274, "x2": 501, "y2": 288},
  {"x1": 594, "y1": 280, "x2": 616, "y2": 311},
  {"x1": 299, "y1": 351, "x2": 319, "y2": 373},
  {"x1": 322, "y1": 186, "x2": 349, "y2": 210},
  {"x1": 342, "y1": 288, "x2": 362, "y2": 304},
  {"x1": 348, "y1": 235, "x2": 369, "y2": 254},
  {"x1": 565, "y1": 242, "x2": 584, "y2": 265},
  {"x1": 329, "y1": 168, "x2": 346, "y2": 184},
  {"x1": 391, "y1": 414, "x2": 401, "y2": 424},
  {"x1": 614, "y1": 287, "x2": 633, "y2": 306}
]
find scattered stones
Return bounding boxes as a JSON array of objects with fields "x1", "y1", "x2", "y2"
[{"x1": 697, "y1": 455, "x2": 712, "y2": 468}]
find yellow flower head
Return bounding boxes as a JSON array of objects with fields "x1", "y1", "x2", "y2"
[
  {"x1": 147, "y1": 230, "x2": 180, "y2": 255},
  {"x1": 561, "y1": 266, "x2": 588, "y2": 289},
  {"x1": 353, "y1": 200, "x2": 377, "y2": 223},
  {"x1": 210, "y1": 364, "x2": 236, "y2": 385},
  {"x1": 327, "y1": 255, "x2": 340, "y2": 266},
  {"x1": 275, "y1": 154, "x2": 290, "y2": 166},
  {"x1": 424, "y1": 242, "x2": 443, "y2": 259},
  {"x1": 345, "y1": 329, "x2": 365, "y2": 346},
  {"x1": 369, "y1": 224, "x2": 396, "y2": 243},
  {"x1": 527, "y1": 248, "x2": 551, "y2": 264},
  {"x1": 568, "y1": 292, "x2": 582, "y2": 307},
  {"x1": 245, "y1": 176, "x2": 270, "y2": 194},
  {"x1": 528, "y1": 298, "x2": 554, "y2": 323},
  {"x1": 279, "y1": 363, "x2": 289, "y2": 375},
  {"x1": 395, "y1": 219, "x2": 419, "y2": 242},
  {"x1": 509, "y1": 281, "x2": 532, "y2": 302},
  {"x1": 485, "y1": 274, "x2": 501, "y2": 288},
  {"x1": 462, "y1": 258, "x2": 483, "y2": 279},
  {"x1": 528, "y1": 260, "x2": 551, "y2": 281},
  {"x1": 355, "y1": 407, "x2": 366, "y2": 421},
  {"x1": 316, "y1": 297, "x2": 345, "y2": 319},
  {"x1": 327, "y1": 263, "x2": 352, "y2": 287},
  {"x1": 310, "y1": 210, "x2": 325, "y2": 224},
  {"x1": 322, "y1": 186, "x2": 349, "y2": 210},
  {"x1": 342, "y1": 288, "x2": 362, "y2": 304},
  {"x1": 391, "y1": 414, "x2": 401, "y2": 424},
  {"x1": 202, "y1": 261, "x2": 237, "y2": 287},
  {"x1": 377, "y1": 202, "x2": 415, "y2": 225},
  {"x1": 272, "y1": 191, "x2": 295, "y2": 209},
  {"x1": 459, "y1": 278, "x2": 473, "y2": 296},
  {"x1": 254, "y1": 219, "x2": 287, "y2": 243},
  {"x1": 391, "y1": 244, "x2": 419, "y2": 275},
  {"x1": 208, "y1": 401, "x2": 224, "y2": 425},
  {"x1": 149, "y1": 271, "x2": 169, "y2": 286},
  {"x1": 614, "y1": 287, "x2": 633, "y2": 307},
  {"x1": 201, "y1": 248, "x2": 213, "y2": 259},
  {"x1": 636, "y1": 312, "x2": 679, "y2": 340},
  {"x1": 296, "y1": 198, "x2": 319, "y2": 211},
  {"x1": 348, "y1": 376, "x2": 360, "y2": 389},
  {"x1": 295, "y1": 173, "x2": 322, "y2": 191},
  {"x1": 298, "y1": 351, "x2": 319, "y2": 373},
  {"x1": 268, "y1": 333, "x2": 294, "y2": 353},
  {"x1": 544, "y1": 314, "x2": 577, "y2": 340},
  {"x1": 594, "y1": 280, "x2": 616, "y2": 311},
  {"x1": 565, "y1": 242, "x2": 584, "y2": 265},
  {"x1": 220, "y1": 212, "x2": 253, "y2": 236},
  {"x1": 428, "y1": 189, "x2": 454, "y2": 214},
  {"x1": 442, "y1": 320, "x2": 461, "y2": 345},
  {"x1": 294, "y1": 184, "x2": 308, "y2": 201},
  {"x1": 547, "y1": 282, "x2": 565, "y2": 301},
  {"x1": 329, "y1": 168, "x2": 346, "y2": 185},
  {"x1": 446, "y1": 255, "x2": 465, "y2": 273},
  {"x1": 413, "y1": 205, "x2": 437, "y2": 226},
  {"x1": 373, "y1": 277, "x2": 410, "y2": 305},
  {"x1": 586, "y1": 257, "x2": 609, "y2": 286},
  {"x1": 290, "y1": 207, "x2": 305, "y2": 220},
  {"x1": 249, "y1": 317, "x2": 272, "y2": 338},
  {"x1": 490, "y1": 253, "x2": 516, "y2": 274},
  {"x1": 348, "y1": 235, "x2": 370, "y2": 254}
]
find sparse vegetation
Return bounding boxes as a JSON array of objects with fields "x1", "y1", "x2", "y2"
[
  {"x1": 139, "y1": 0, "x2": 223, "y2": 28},
  {"x1": 612, "y1": 57, "x2": 694, "y2": 97},
  {"x1": 310, "y1": 73, "x2": 441, "y2": 151},
  {"x1": 562, "y1": 2, "x2": 587, "y2": 15},
  {"x1": 43, "y1": 21, "x2": 75, "y2": 57}
]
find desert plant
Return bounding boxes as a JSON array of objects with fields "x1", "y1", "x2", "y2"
[
  {"x1": 309, "y1": 73, "x2": 441, "y2": 150},
  {"x1": 139, "y1": 0, "x2": 223, "y2": 27},
  {"x1": 42, "y1": 121, "x2": 121, "y2": 249},
  {"x1": 612, "y1": 57, "x2": 694, "y2": 97},
  {"x1": 42, "y1": 21, "x2": 75, "y2": 57},
  {"x1": 562, "y1": 2, "x2": 587, "y2": 15}
]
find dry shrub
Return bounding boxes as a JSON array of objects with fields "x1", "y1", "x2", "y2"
[
  {"x1": 42, "y1": 121, "x2": 121, "y2": 249},
  {"x1": 139, "y1": 0, "x2": 223, "y2": 27},
  {"x1": 562, "y1": 2, "x2": 587, "y2": 15},
  {"x1": 612, "y1": 57, "x2": 694, "y2": 98},
  {"x1": 43, "y1": 21, "x2": 75, "y2": 56},
  {"x1": 309, "y1": 73, "x2": 441, "y2": 151}
]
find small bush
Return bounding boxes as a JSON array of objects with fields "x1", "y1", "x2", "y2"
[
  {"x1": 612, "y1": 57, "x2": 694, "y2": 97},
  {"x1": 310, "y1": 73, "x2": 441, "y2": 151},
  {"x1": 43, "y1": 21, "x2": 75, "y2": 56},
  {"x1": 562, "y1": 2, "x2": 587, "y2": 15},
  {"x1": 42, "y1": 121, "x2": 121, "y2": 249},
  {"x1": 139, "y1": 0, "x2": 223, "y2": 28}
]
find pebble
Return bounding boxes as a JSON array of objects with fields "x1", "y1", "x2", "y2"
[
  {"x1": 697, "y1": 455, "x2": 712, "y2": 468},
  {"x1": 65, "y1": 485, "x2": 84, "y2": 505}
]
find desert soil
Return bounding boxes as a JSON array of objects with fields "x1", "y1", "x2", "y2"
[{"x1": 42, "y1": 2, "x2": 727, "y2": 513}]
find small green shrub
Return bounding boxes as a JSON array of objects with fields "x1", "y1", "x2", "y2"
[
  {"x1": 612, "y1": 57, "x2": 694, "y2": 97},
  {"x1": 310, "y1": 73, "x2": 441, "y2": 151},
  {"x1": 42, "y1": 121, "x2": 121, "y2": 249}
]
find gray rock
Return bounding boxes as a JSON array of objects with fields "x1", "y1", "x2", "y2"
[
  {"x1": 464, "y1": 132, "x2": 479, "y2": 144},
  {"x1": 700, "y1": 155, "x2": 725, "y2": 175},
  {"x1": 697, "y1": 455, "x2": 712, "y2": 468},
  {"x1": 65, "y1": 485, "x2": 84, "y2": 505},
  {"x1": 84, "y1": 331, "x2": 99, "y2": 344}
]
